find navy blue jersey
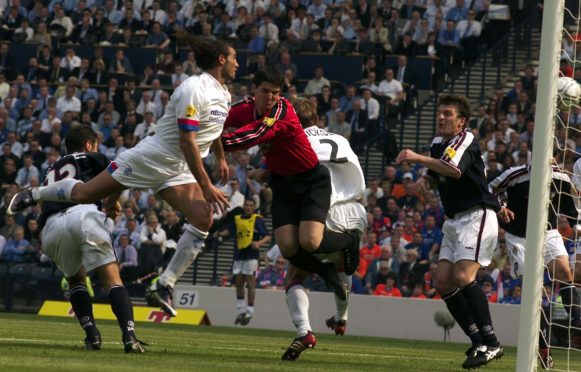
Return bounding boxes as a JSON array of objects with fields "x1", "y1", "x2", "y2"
[
  {"x1": 489, "y1": 164, "x2": 577, "y2": 237},
  {"x1": 228, "y1": 214, "x2": 268, "y2": 261},
  {"x1": 40, "y1": 152, "x2": 109, "y2": 226},
  {"x1": 426, "y1": 130, "x2": 500, "y2": 217}
]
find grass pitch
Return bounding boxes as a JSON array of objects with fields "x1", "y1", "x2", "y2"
[{"x1": 0, "y1": 313, "x2": 579, "y2": 371}]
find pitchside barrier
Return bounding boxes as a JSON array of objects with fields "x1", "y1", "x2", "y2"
[
  {"x1": 38, "y1": 300, "x2": 210, "y2": 326},
  {"x1": 172, "y1": 285, "x2": 522, "y2": 346}
]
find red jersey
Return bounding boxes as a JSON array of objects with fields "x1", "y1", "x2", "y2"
[
  {"x1": 222, "y1": 97, "x2": 319, "y2": 176},
  {"x1": 373, "y1": 284, "x2": 402, "y2": 297}
]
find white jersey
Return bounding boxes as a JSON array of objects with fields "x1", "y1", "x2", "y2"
[
  {"x1": 154, "y1": 72, "x2": 231, "y2": 158},
  {"x1": 304, "y1": 126, "x2": 365, "y2": 206}
]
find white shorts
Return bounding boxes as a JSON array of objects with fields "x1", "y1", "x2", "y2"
[
  {"x1": 42, "y1": 204, "x2": 117, "y2": 278},
  {"x1": 232, "y1": 259, "x2": 258, "y2": 276},
  {"x1": 439, "y1": 207, "x2": 498, "y2": 266},
  {"x1": 326, "y1": 201, "x2": 367, "y2": 234},
  {"x1": 505, "y1": 230, "x2": 568, "y2": 278},
  {"x1": 108, "y1": 136, "x2": 196, "y2": 193}
]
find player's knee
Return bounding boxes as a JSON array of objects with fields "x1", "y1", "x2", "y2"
[
  {"x1": 298, "y1": 235, "x2": 319, "y2": 252},
  {"x1": 453, "y1": 270, "x2": 472, "y2": 288},
  {"x1": 434, "y1": 277, "x2": 453, "y2": 295}
]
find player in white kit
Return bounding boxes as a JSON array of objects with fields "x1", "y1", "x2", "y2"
[
  {"x1": 8, "y1": 33, "x2": 239, "y2": 317},
  {"x1": 281, "y1": 98, "x2": 367, "y2": 360}
]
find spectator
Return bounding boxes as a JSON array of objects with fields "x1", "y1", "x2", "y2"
[
  {"x1": 500, "y1": 285, "x2": 522, "y2": 305},
  {"x1": 138, "y1": 212, "x2": 167, "y2": 275},
  {"x1": 304, "y1": 66, "x2": 330, "y2": 95},
  {"x1": 257, "y1": 257, "x2": 287, "y2": 289},
  {"x1": 56, "y1": 87, "x2": 81, "y2": 116},
  {"x1": 398, "y1": 248, "x2": 429, "y2": 296},
  {"x1": 146, "y1": 22, "x2": 170, "y2": 50},
  {"x1": 115, "y1": 234, "x2": 139, "y2": 282},
  {"x1": 410, "y1": 282, "x2": 427, "y2": 299},
  {"x1": 360, "y1": 89, "x2": 380, "y2": 135},
  {"x1": 0, "y1": 214, "x2": 17, "y2": 240},
  {"x1": 109, "y1": 49, "x2": 134, "y2": 75},
  {"x1": 360, "y1": 231, "x2": 381, "y2": 266},
  {"x1": 481, "y1": 275, "x2": 498, "y2": 303},
  {"x1": 420, "y1": 215, "x2": 443, "y2": 260},
  {"x1": 15, "y1": 154, "x2": 40, "y2": 188},
  {"x1": 373, "y1": 272, "x2": 402, "y2": 297},
  {"x1": 2, "y1": 226, "x2": 32, "y2": 263},
  {"x1": 327, "y1": 110, "x2": 351, "y2": 140}
]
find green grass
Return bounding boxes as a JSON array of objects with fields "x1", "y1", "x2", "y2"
[{"x1": 0, "y1": 313, "x2": 579, "y2": 371}]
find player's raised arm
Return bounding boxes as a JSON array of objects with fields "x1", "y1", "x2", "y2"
[{"x1": 221, "y1": 103, "x2": 282, "y2": 151}]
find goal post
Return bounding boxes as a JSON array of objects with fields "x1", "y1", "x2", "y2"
[{"x1": 516, "y1": 2, "x2": 565, "y2": 371}]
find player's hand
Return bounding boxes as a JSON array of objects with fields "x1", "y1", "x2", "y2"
[
  {"x1": 217, "y1": 158, "x2": 229, "y2": 185},
  {"x1": 202, "y1": 184, "x2": 230, "y2": 214},
  {"x1": 105, "y1": 200, "x2": 121, "y2": 220},
  {"x1": 414, "y1": 176, "x2": 431, "y2": 194},
  {"x1": 396, "y1": 149, "x2": 421, "y2": 164},
  {"x1": 497, "y1": 206, "x2": 515, "y2": 223},
  {"x1": 248, "y1": 168, "x2": 271, "y2": 183}
]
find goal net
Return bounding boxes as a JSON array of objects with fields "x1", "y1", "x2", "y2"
[{"x1": 518, "y1": 1, "x2": 581, "y2": 371}]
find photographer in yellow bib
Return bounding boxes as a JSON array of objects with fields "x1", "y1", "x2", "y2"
[{"x1": 214, "y1": 198, "x2": 271, "y2": 325}]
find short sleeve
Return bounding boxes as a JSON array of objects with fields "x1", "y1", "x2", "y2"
[
  {"x1": 176, "y1": 85, "x2": 202, "y2": 132},
  {"x1": 439, "y1": 131, "x2": 475, "y2": 174}
]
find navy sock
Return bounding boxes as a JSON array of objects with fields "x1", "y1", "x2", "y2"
[
  {"x1": 317, "y1": 230, "x2": 354, "y2": 254},
  {"x1": 442, "y1": 288, "x2": 483, "y2": 346},
  {"x1": 462, "y1": 281, "x2": 499, "y2": 347},
  {"x1": 108, "y1": 285, "x2": 135, "y2": 337},
  {"x1": 69, "y1": 284, "x2": 97, "y2": 337},
  {"x1": 539, "y1": 306, "x2": 549, "y2": 350},
  {"x1": 287, "y1": 248, "x2": 326, "y2": 275},
  {"x1": 559, "y1": 283, "x2": 581, "y2": 322}
]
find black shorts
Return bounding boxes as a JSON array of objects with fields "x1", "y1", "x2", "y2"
[{"x1": 269, "y1": 164, "x2": 331, "y2": 229}]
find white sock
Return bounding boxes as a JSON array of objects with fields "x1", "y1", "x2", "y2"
[
  {"x1": 247, "y1": 305, "x2": 254, "y2": 315},
  {"x1": 236, "y1": 299, "x2": 246, "y2": 314},
  {"x1": 158, "y1": 224, "x2": 207, "y2": 288},
  {"x1": 286, "y1": 285, "x2": 311, "y2": 337},
  {"x1": 34, "y1": 178, "x2": 82, "y2": 202},
  {"x1": 334, "y1": 272, "x2": 351, "y2": 322}
]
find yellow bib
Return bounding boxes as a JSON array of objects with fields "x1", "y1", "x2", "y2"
[{"x1": 235, "y1": 214, "x2": 261, "y2": 250}]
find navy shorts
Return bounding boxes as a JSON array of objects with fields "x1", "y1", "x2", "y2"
[{"x1": 269, "y1": 164, "x2": 331, "y2": 229}]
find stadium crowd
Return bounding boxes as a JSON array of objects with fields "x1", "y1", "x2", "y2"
[{"x1": 0, "y1": 0, "x2": 553, "y2": 307}]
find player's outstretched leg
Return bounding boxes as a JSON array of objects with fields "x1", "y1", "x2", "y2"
[{"x1": 149, "y1": 224, "x2": 207, "y2": 317}]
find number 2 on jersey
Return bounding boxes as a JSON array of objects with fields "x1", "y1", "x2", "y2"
[
  {"x1": 319, "y1": 139, "x2": 348, "y2": 163},
  {"x1": 45, "y1": 163, "x2": 77, "y2": 185}
]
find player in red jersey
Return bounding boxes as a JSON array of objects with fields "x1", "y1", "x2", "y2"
[{"x1": 222, "y1": 67, "x2": 359, "y2": 300}]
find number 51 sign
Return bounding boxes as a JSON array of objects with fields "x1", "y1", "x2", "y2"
[{"x1": 173, "y1": 289, "x2": 200, "y2": 308}]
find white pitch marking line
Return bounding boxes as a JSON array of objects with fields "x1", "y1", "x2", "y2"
[{"x1": 0, "y1": 337, "x2": 457, "y2": 362}]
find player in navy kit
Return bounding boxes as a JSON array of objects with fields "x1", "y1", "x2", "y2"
[
  {"x1": 490, "y1": 163, "x2": 580, "y2": 369},
  {"x1": 396, "y1": 95, "x2": 503, "y2": 369},
  {"x1": 40, "y1": 126, "x2": 145, "y2": 353},
  {"x1": 222, "y1": 67, "x2": 359, "y2": 301}
]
